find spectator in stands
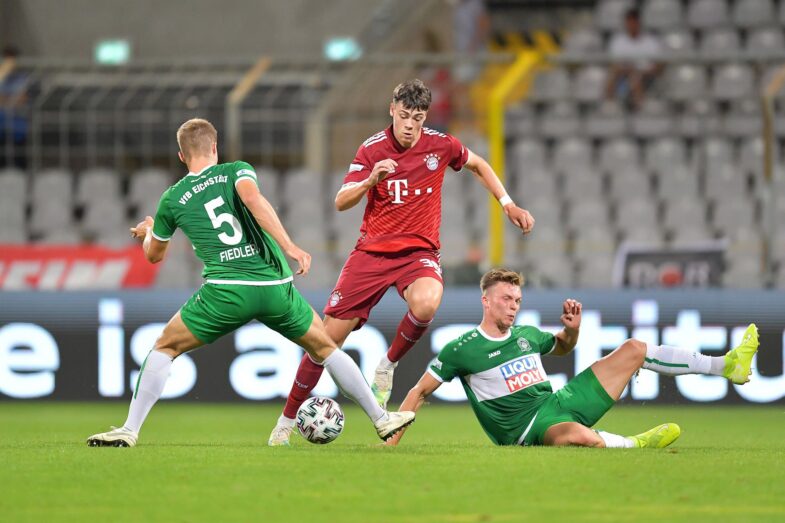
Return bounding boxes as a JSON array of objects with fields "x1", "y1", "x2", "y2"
[
  {"x1": 0, "y1": 45, "x2": 29, "y2": 168},
  {"x1": 604, "y1": 8, "x2": 663, "y2": 109}
]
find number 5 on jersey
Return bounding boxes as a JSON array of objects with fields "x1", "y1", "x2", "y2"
[{"x1": 204, "y1": 196, "x2": 243, "y2": 245}]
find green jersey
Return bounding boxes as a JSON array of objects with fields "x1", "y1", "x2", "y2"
[
  {"x1": 152, "y1": 161, "x2": 292, "y2": 284},
  {"x1": 429, "y1": 325, "x2": 556, "y2": 445}
]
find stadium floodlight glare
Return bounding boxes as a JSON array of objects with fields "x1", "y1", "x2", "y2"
[
  {"x1": 94, "y1": 39, "x2": 130, "y2": 65},
  {"x1": 323, "y1": 37, "x2": 362, "y2": 61}
]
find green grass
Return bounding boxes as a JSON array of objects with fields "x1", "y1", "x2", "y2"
[{"x1": 0, "y1": 403, "x2": 783, "y2": 523}]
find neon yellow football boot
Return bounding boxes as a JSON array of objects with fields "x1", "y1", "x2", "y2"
[
  {"x1": 629, "y1": 423, "x2": 681, "y2": 449},
  {"x1": 723, "y1": 323, "x2": 759, "y2": 385}
]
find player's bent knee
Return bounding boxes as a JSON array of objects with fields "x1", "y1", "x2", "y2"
[
  {"x1": 410, "y1": 296, "x2": 440, "y2": 320},
  {"x1": 618, "y1": 339, "x2": 646, "y2": 365}
]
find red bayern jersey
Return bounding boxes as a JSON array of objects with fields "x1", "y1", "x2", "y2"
[{"x1": 342, "y1": 125, "x2": 469, "y2": 253}]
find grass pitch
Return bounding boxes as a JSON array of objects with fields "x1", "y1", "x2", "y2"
[{"x1": 0, "y1": 402, "x2": 783, "y2": 523}]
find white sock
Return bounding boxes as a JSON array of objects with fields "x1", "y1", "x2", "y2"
[
  {"x1": 596, "y1": 430, "x2": 635, "y2": 448},
  {"x1": 642, "y1": 343, "x2": 724, "y2": 377},
  {"x1": 322, "y1": 350, "x2": 387, "y2": 423},
  {"x1": 123, "y1": 350, "x2": 172, "y2": 433},
  {"x1": 278, "y1": 414, "x2": 296, "y2": 428},
  {"x1": 378, "y1": 354, "x2": 398, "y2": 371}
]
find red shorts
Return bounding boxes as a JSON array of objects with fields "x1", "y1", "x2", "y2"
[{"x1": 323, "y1": 249, "x2": 443, "y2": 330}]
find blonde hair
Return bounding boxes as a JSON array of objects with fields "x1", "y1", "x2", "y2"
[
  {"x1": 480, "y1": 268, "x2": 524, "y2": 293},
  {"x1": 176, "y1": 118, "x2": 217, "y2": 161}
]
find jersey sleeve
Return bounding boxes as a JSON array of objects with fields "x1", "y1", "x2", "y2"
[
  {"x1": 230, "y1": 161, "x2": 258, "y2": 187},
  {"x1": 447, "y1": 134, "x2": 469, "y2": 172},
  {"x1": 427, "y1": 341, "x2": 461, "y2": 382},
  {"x1": 151, "y1": 188, "x2": 176, "y2": 241},
  {"x1": 342, "y1": 145, "x2": 372, "y2": 185},
  {"x1": 521, "y1": 326, "x2": 557, "y2": 355}
]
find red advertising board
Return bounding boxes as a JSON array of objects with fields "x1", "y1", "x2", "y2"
[{"x1": 0, "y1": 245, "x2": 158, "y2": 289}]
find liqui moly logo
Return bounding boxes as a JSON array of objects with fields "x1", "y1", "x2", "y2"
[{"x1": 499, "y1": 355, "x2": 545, "y2": 393}]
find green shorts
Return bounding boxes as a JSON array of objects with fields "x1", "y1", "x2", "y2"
[
  {"x1": 522, "y1": 367, "x2": 615, "y2": 446},
  {"x1": 180, "y1": 282, "x2": 313, "y2": 344}
]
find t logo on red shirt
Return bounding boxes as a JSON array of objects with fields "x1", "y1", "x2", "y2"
[{"x1": 387, "y1": 179, "x2": 409, "y2": 204}]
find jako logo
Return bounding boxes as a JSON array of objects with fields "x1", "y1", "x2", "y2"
[{"x1": 499, "y1": 356, "x2": 545, "y2": 392}]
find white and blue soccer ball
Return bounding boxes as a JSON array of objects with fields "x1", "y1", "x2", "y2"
[{"x1": 296, "y1": 396, "x2": 345, "y2": 444}]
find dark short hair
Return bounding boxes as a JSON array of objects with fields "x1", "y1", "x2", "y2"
[
  {"x1": 392, "y1": 79, "x2": 431, "y2": 111},
  {"x1": 480, "y1": 268, "x2": 524, "y2": 294},
  {"x1": 625, "y1": 8, "x2": 640, "y2": 20}
]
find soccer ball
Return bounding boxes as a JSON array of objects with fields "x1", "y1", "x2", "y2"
[{"x1": 296, "y1": 396, "x2": 345, "y2": 444}]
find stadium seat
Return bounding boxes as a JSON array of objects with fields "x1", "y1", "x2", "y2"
[
  {"x1": 746, "y1": 27, "x2": 785, "y2": 54},
  {"x1": 82, "y1": 200, "x2": 128, "y2": 237},
  {"x1": 566, "y1": 199, "x2": 610, "y2": 231},
  {"x1": 712, "y1": 198, "x2": 757, "y2": 233},
  {"x1": 622, "y1": 223, "x2": 666, "y2": 246},
  {"x1": 511, "y1": 139, "x2": 548, "y2": 172},
  {"x1": 700, "y1": 137, "x2": 736, "y2": 174},
  {"x1": 663, "y1": 196, "x2": 708, "y2": 232},
  {"x1": 666, "y1": 65, "x2": 708, "y2": 101},
  {"x1": 128, "y1": 168, "x2": 171, "y2": 213},
  {"x1": 631, "y1": 99, "x2": 673, "y2": 138},
  {"x1": 584, "y1": 100, "x2": 627, "y2": 138},
  {"x1": 76, "y1": 168, "x2": 122, "y2": 206},
  {"x1": 575, "y1": 256, "x2": 616, "y2": 288},
  {"x1": 594, "y1": 0, "x2": 632, "y2": 33},
  {"x1": 657, "y1": 166, "x2": 701, "y2": 200},
  {"x1": 781, "y1": 0, "x2": 785, "y2": 25},
  {"x1": 561, "y1": 169, "x2": 605, "y2": 206},
  {"x1": 552, "y1": 138, "x2": 593, "y2": 175},
  {"x1": 644, "y1": 137, "x2": 688, "y2": 175},
  {"x1": 38, "y1": 228, "x2": 83, "y2": 245},
  {"x1": 642, "y1": 0, "x2": 683, "y2": 30},
  {"x1": 739, "y1": 137, "x2": 773, "y2": 178},
  {"x1": 722, "y1": 259, "x2": 763, "y2": 288},
  {"x1": 539, "y1": 101, "x2": 581, "y2": 138},
  {"x1": 0, "y1": 168, "x2": 27, "y2": 208},
  {"x1": 616, "y1": 197, "x2": 659, "y2": 229},
  {"x1": 711, "y1": 64, "x2": 755, "y2": 101},
  {"x1": 599, "y1": 138, "x2": 640, "y2": 173},
  {"x1": 699, "y1": 28, "x2": 741, "y2": 57},
  {"x1": 609, "y1": 168, "x2": 651, "y2": 201},
  {"x1": 527, "y1": 255, "x2": 574, "y2": 288},
  {"x1": 255, "y1": 166, "x2": 281, "y2": 203},
  {"x1": 660, "y1": 29, "x2": 695, "y2": 55},
  {"x1": 769, "y1": 230, "x2": 785, "y2": 264},
  {"x1": 670, "y1": 222, "x2": 715, "y2": 245},
  {"x1": 572, "y1": 66, "x2": 607, "y2": 103},
  {"x1": 704, "y1": 165, "x2": 748, "y2": 202},
  {"x1": 687, "y1": 0, "x2": 730, "y2": 29},
  {"x1": 517, "y1": 170, "x2": 559, "y2": 201},
  {"x1": 282, "y1": 168, "x2": 324, "y2": 224},
  {"x1": 678, "y1": 99, "x2": 722, "y2": 137},
  {"x1": 733, "y1": 0, "x2": 775, "y2": 29},
  {"x1": 506, "y1": 104, "x2": 537, "y2": 139},
  {"x1": 721, "y1": 100, "x2": 762, "y2": 138},
  {"x1": 572, "y1": 227, "x2": 617, "y2": 261},
  {"x1": 31, "y1": 168, "x2": 72, "y2": 206},
  {"x1": 530, "y1": 68, "x2": 570, "y2": 102},
  {"x1": 563, "y1": 28, "x2": 603, "y2": 55}
]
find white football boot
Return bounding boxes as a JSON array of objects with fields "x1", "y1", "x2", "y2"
[
  {"x1": 374, "y1": 411, "x2": 415, "y2": 441},
  {"x1": 267, "y1": 417, "x2": 295, "y2": 447},
  {"x1": 86, "y1": 426, "x2": 138, "y2": 447}
]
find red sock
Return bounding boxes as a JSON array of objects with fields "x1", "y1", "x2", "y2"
[
  {"x1": 283, "y1": 354, "x2": 325, "y2": 419},
  {"x1": 387, "y1": 310, "x2": 433, "y2": 363}
]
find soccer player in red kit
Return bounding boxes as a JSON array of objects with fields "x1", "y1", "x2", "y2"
[{"x1": 268, "y1": 79, "x2": 535, "y2": 446}]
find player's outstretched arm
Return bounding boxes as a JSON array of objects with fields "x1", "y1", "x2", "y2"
[
  {"x1": 236, "y1": 179, "x2": 311, "y2": 275},
  {"x1": 551, "y1": 299, "x2": 582, "y2": 356},
  {"x1": 463, "y1": 150, "x2": 534, "y2": 234},
  {"x1": 335, "y1": 159, "x2": 397, "y2": 211},
  {"x1": 385, "y1": 372, "x2": 441, "y2": 447},
  {"x1": 130, "y1": 216, "x2": 168, "y2": 264}
]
